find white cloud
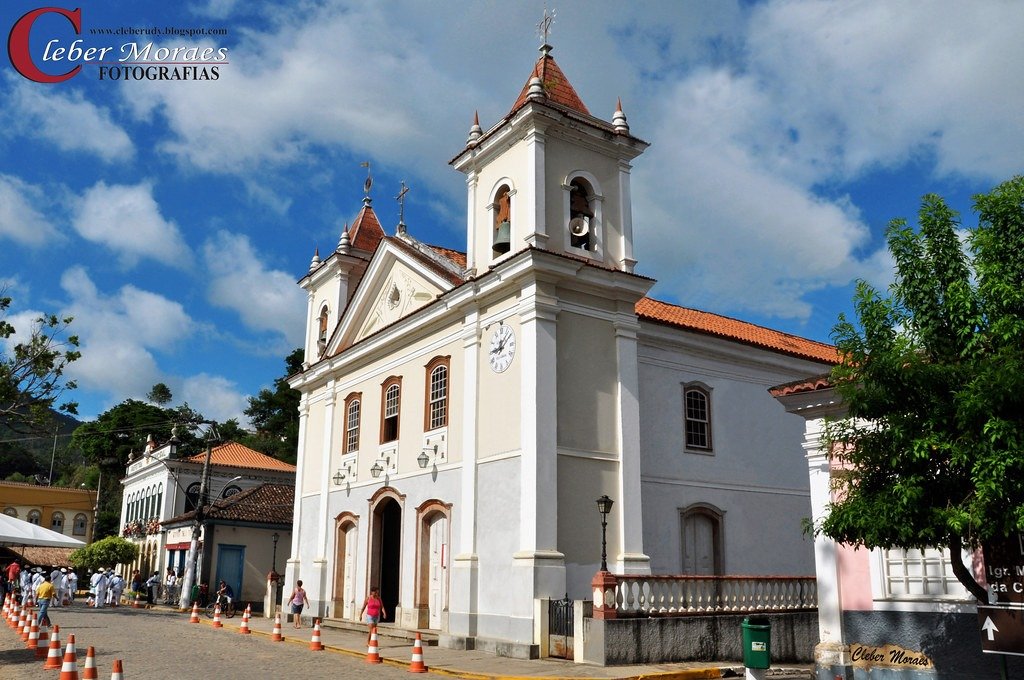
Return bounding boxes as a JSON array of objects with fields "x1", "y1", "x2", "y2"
[
  {"x1": 58, "y1": 266, "x2": 194, "y2": 397},
  {"x1": 180, "y1": 373, "x2": 249, "y2": 423},
  {"x1": 0, "y1": 174, "x2": 60, "y2": 246},
  {"x1": 202, "y1": 231, "x2": 305, "y2": 345},
  {"x1": 72, "y1": 181, "x2": 191, "y2": 268},
  {"x1": 3, "y1": 74, "x2": 133, "y2": 162}
]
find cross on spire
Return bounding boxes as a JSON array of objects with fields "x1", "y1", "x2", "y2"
[
  {"x1": 360, "y1": 161, "x2": 373, "y2": 199},
  {"x1": 537, "y1": 6, "x2": 555, "y2": 48},
  {"x1": 396, "y1": 181, "x2": 410, "y2": 232}
]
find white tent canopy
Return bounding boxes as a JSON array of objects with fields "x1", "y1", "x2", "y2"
[{"x1": 0, "y1": 513, "x2": 86, "y2": 548}]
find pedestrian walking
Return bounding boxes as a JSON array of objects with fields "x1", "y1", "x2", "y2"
[
  {"x1": 288, "y1": 580, "x2": 310, "y2": 629},
  {"x1": 36, "y1": 573, "x2": 55, "y2": 627},
  {"x1": 358, "y1": 586, "x2": 386, "y2": 644},
  {"x1": 66, "y1": 569, "x2": 78, "y2": 603},
  {"x1": 4, "y1": 559, "x2": 20, "y2": 595},
  {"x1": 164, "y1": 567, "x2": 177, "y2": 604},
  {"x1": 145, "y1": 571, "x2": 159, "y2": 605}
]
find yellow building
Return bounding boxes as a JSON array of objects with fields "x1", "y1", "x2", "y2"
[{"x1": 0, "y1": 480, "x2": 97, "y2": 542}]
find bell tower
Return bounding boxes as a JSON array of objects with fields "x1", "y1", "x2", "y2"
[{"x1": 450, "y1": 44, "x2": 649, "y2": 275}]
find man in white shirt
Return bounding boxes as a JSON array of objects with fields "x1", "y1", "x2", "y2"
[
  {"x1": 65, "y1": 570, "x2": 78, "y2": 604},
  {"x1": 91, "y1": 568, "x2": 108, "y2": 608}
]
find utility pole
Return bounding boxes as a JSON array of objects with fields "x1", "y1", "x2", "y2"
[{"x1": 178, "y1": 424, "x2": 216, "y2": 611}]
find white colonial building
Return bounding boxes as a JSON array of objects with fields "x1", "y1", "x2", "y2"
[{"x1": 284, "y1": 45, "x2": 837, "y2": 655}]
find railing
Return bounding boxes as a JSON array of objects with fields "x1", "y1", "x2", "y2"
[{"x1": 593, "y1": 574, "x2": 817, "y2": 618}]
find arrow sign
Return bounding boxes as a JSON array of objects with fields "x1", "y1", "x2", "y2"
[
  {"x1": 978, "y1": 605, "x2": 1024, "y2": 656},
  {"x1": 983, "y1": 616, "x2": 999, "y2": 641}
]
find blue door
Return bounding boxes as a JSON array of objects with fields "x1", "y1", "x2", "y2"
[{"x1": 215, "y1": 544, "x2": 245, "y2": 601}]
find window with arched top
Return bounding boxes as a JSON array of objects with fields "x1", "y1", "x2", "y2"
[
  {"x1": 492, "y1": 184, "x2": 512, "y2": 255},
  {"x1": 3, "y1": 507, "x2": 17, "y2": 518},
  {"x1": 562, "y1": 172, "x2": 604, "y2": 259},
  {"x1": 424, "y1": 357, "x2": 450, "y2": 431},
  {"x1": 344, "y1": 393, "x2": 362, "y2": 454},
  {"x1": 380, "y1": 377, "x2": 402, "y2": 443},
  {"x1": 73, "y1": 513, "x2": 88, "y2": 536},
  {"x1": 683, "y1": 383, "x2": 713, "y2": 452},
  {"x1": 27, "y1": 510, "x2": 41, "y2": 525},
  {"x1": 185, "y1": 482, "x2": 202, "y2": 513},
  {"x1": 51, "y1": 511, "x2": 65, "y2": 533},
  {"x1": 318, "y1": 305, "x2": 329, "y2": 344}
]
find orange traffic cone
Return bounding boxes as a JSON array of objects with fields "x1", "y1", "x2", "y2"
[
  {"x1": 21, "y1": 606, "x2": 33, "y2": 641},
  {"x1": 43, "y1": 625, "x2": 63, "y2": 669},
  {"x1": 132, "y1": 592, "x2": 142, "y2": 609},
  {"x1": 110, "y1": 659, "x2": 124, "y2": 680},
  {"x1": 59, "y1": 632, "x2": 79, "y2": 680},
  {"x1": 27, "y1": 618, "x2": 40, "y2": 649},
  {"x1": 82, "y1": 646, "x2": 98, "y2": 680},
  {"x1": 365, "y1": 625, "x2": 383, "y2": 664},
  {"x1": 309, "y1": 619, "x2": 323, "y2": 651},
  {"x1": 211, "y1": 602, "x2": 223, "y2": 628},
  {"x1": 408, "y1": 631, "x2": 428, "y2": 673},
  {"x1": 10, "y1": 602, "x2": 22, "y2": 628},
  {"x1": 35, "y1": 624, "x2": 51, "y2": 659},
  {"x1": 189, "y1": 602, "x2": 201, "y2": 623},
  {"x1": 2, "y1": 594, "x2": 9, "y2": 619},
  {"x1": 271, "y1": 613, "x2": 283, "y2": 642},
  {"x1": 238, "y1": 607, "x2": 250, "y2": 634},
  {"x1": 16, "y1": 604, "x2": 26, "y2": 633}
]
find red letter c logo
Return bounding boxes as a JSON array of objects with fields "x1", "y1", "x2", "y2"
[{"x1": 8, "y1": 7, "x2": 82, "y2": 83}]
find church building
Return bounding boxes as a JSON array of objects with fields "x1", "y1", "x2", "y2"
[{"x1": 283, "y1": 43, "x2": 837, "y2": 655}]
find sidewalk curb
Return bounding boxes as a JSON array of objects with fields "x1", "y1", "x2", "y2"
[{"x1": 187, "y1": 612, "x2": 734, "y2": 680}]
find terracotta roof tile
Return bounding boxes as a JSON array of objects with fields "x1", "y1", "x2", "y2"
[
  {"x1": 182, "y1": 442, "x2": 296, "y2": 473},
  {"x1": 636, "y1": 297, "x2": 839, "y2": 364},
  {"x1": 427, "y1": 244, "x2": 467, "y2": 270},
  {"x1": 349, "y1": 201, "x2": 386, "y2": 252},
  {"x1": 0, "y1": 546, "x2": 76, "y2": 568},
  {"x1": 163, "y1": 483, "x2": 293, "y2": 526},
  {"x1": 511, "y1": 54, "x2": 590, "y2": 116},
  {"x1": 768, "y1": 374, "x2": 834, "y2": 397}
]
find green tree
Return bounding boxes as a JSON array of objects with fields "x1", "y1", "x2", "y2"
[
  {"x1": 0, "y1": 294, "x2": 80, "y2": 434},
  {"x1": 146, "y1": 382, "x2": 173, "y2": 405},
  {"x1": 69, "y1": 535, "x2": 139, "y2": 572},
  {"x1": 242, "y1": 348, "x2": 302, "y2": 463},
  {"x1": 822, "y1": 177, "x2": 1024, "y2": 601}
]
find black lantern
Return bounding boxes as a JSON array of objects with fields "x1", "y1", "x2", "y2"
[
  {"x1": 271, "y1": 532, "x2": 280, "y2": 573},
  {"x1": 333, "y1": 470, "x2": 344, "y2": 486},
  {"x1": 596, "y1": 495, "x2": 613, "y2": 572},
  {"x1": 417, "y1": 451, "x2": 430, "y2": 469},
  {"x1": 370, "y1": 461, "x2": 384, "y2": 478}
]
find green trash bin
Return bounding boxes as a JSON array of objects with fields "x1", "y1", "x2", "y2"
[{"x1": 741, "y1": 615, "x2": 771, "y2": 669}]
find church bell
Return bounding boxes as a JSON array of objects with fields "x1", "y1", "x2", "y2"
[{"x1": 493, "y1": 220, "x2": 511, "y2": 253}]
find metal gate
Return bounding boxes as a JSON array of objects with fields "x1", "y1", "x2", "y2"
[{"x1": 548, "y1": 595, "x2": 574, "y2": 659}]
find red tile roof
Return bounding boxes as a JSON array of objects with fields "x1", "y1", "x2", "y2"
[
  {"x1": 163, "y1": 483, "x2": 294, "y2": 526},
  {"x1": 427, "y1": 244, "x2": 467, "y2": 270},
  {"x1": 349, "y1": 200, "x2": 386, "y2": 252},
  {"x1": 182, "y1": 442, "x2": 296, "y2": 473},
  {"x1": 511, "y1": 53, "x2": 590, "y2": 116},
  {"x1": 768, "y1": 374, "x2": 834, "y2": 397},
  {"x1": 636, "y1": 297, "x2": 839, "y2": 364}
]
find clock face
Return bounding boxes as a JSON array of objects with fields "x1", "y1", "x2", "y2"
[{"x1": 488, "y1": 324, "x2": 516, "y2": 373}]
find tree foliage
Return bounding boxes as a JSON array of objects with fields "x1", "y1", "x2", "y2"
[
  {"x1": 823, "y1": 177, "x2": 1024, "y2": 601},
  {"x1": 69, "y1": 535, "x2": 139, "y2": 572},
  {"x1": 240, "y1": 348, "x2": 302, "y2": 464},
  {"x1": 0, "y1": 294, "x2": 80, "y2": 434},
  {"x1": 146, "y1": 382, "x2": 173, "y2": 405}
]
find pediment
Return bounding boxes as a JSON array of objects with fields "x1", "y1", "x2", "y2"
[{"x1": 329, "y1": 240, "x2": 452, "y2": 353}]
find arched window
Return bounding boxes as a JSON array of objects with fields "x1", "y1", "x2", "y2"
[
  {"x1": 492, "y1": 184, "x2": 512, "y2": 255},
  {"x1": 344, "y1": 393, "x2": 362, "y2": 454},
  {"x1": 27, "y1": 510, "x2": 41, "y2": 525},
  {"x1": 3, "y1": 507, "x2": 17, "y2": 518},
  {"x1": 318, "y1": 305, "x2": 330, "y2": 354},
  {"x1": 185, "y1": 482, "x2": 202, "y2": 513},
  {"x1": 73, "y1": 513, "x2": 88, "y2": 536},
  {"x1": 51, "y1": 511, "x2": 65, "y2": 533},
  {"x1": 156, "y1": 483, "x2": 163, "y2": 518},
  {"x1": 568, "y1": 178, "x2": 594, "y2": 251},
  {"x1": 424, "y1": 357, "x2": 450, "y2": 430},
  {"x1": 380, "y1": 377, "x2": 402, "y2": 443},
  {"x1": 683, "y1": 383, "x2": 713, "y2": 452}
]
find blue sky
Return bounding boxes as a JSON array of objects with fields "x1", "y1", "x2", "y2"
[{"x1": 1, "y1": 1, "x2": 1021, "y2": 425}]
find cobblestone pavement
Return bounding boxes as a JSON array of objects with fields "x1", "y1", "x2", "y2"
[{"x1": 0, "y1": 603, "x2": 813, "y2": 679}]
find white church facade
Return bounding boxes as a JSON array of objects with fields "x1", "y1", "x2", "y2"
[{"x1": 283, "y1": 45, "x2": 837, "y2": 654}]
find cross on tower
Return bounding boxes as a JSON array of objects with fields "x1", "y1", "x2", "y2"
[
  {"x1": 537, "y1": 6, "x2": 555, "y2": 46},
  {"x1": 360, "y1": 161, "x2": 372, "y2": 196},
  {"x1": 396, "y1": 181, "x2": 410, "y2": 232}
]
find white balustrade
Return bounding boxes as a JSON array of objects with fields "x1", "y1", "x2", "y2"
[{"x1": 595, "y1": 574, "x2": 817, "y2": 617}]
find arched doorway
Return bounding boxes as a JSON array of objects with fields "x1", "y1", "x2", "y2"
[
  {"x1": 369, "y1": 490, "x2": 403, "y2": 623},
  {"x1": 332, "y1": 513, "x2": 358, "y2": 620},
  {"x1": 415, "y1": 500, "x2": 451, "y2": 630},
  {"x1": 680, "y1": 504, "x2": 724, "y2": 575}
]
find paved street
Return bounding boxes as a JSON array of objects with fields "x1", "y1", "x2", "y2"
[{"x1": 1, "y1": 603, "x2": 812, "y2": 679}]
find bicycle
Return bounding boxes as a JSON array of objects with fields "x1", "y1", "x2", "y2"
[{"x1": 204, "y1": 597, "x2": 236, "y2": 619}]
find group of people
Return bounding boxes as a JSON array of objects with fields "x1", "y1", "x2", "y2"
[
  {"x1": 85, "y1": 567, "x2": 127, "y2": 607},
  {"x1": 3, "y1": 559, "x2": 79, "y2": 608}
]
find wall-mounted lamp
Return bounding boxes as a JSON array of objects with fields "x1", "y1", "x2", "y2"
[
  {"x1": 417, "y1": 444, "x2": 437, "y2": 469},
  {"x1": 333, "y1": 461, "x2": 355, "y2": 486},
  {"x1": 370, "y1": 461, "x2": 384, "y2": 478}
]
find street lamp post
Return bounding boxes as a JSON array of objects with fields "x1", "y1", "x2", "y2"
[
  {"x1": 177, "y1": 426, "x2": 217, "y2": 611},
  {"x1": 596, "y1": 495, "x2": 613, "y2": 572}
]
